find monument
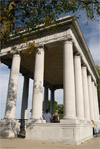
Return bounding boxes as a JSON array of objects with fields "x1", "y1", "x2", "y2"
[{"x1": 0, "y1": 16, "x2": 100, "y2": 145}]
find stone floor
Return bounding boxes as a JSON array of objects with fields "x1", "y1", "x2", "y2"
[{"x1": 0, "y1": 136, "x2": 100, "y2": 149}]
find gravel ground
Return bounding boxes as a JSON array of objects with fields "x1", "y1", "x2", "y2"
[{"x1": 0, "y1": 136, "x2": 100, "y2": 149}]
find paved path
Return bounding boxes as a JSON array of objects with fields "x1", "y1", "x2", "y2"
[{"x1": 0, "y1": 136, "x2": 100, "y2": 149}]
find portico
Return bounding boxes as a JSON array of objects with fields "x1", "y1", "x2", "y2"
[{"x1": 0, "y1": 16, "x2": 100, "y2": 145}]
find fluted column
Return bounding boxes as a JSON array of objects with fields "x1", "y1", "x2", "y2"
[
  {"x1": 92, "y1": 81, "x2": 97, "y2": 121},
  {"x1": 63, "y1": 40, "x2": 76, "y2": 119},
  {"x1": 74, "y1": 55, "x2": 84, "y2": 120},
  {"x1": 43, "y1": 87, "x2": 48, "y2": 113},
  {"x1": 82, "y1": 66, "x2": 90, "y2": 121},
  {"x1": 87, "y1": 75, "x2": 94, "y2": 120},
  {"x1": 21, "y1": 76, "x2": 29, "y2": 119},
  {"x1": 94, "y1": 85, "x2": 99, "y2": 121},
  {"x1": 5, "y1": 53, "x2": 21, "y2": 119},
  {"x1": 31, "y1": 46, "x2": 44, "y2": 120},
  {"x1": 50, "y1": 89, "x2": 55, "y2": 116}
]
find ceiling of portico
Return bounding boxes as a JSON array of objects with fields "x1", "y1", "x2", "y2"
[{"x1": 20, "y1": 44, "x2": 63, "y2": 88}]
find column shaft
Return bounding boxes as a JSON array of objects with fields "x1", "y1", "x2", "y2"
[
  {"x1": 5, "y1": 54, "x2": 21, "y2": 119},
  {"x1": 21, "y1": 76, "x2": 29, "y2": 119},
  {"x1": 87, "y1": 75, "x2": 94, "y2": 120},
  {"x1": 95, "y1": 85, "x2": 99, "y2": 121},
  {"x1": 74, "y1": 56, "x2": 84, "y2": 120},
  {"x1": 50, "y1": 89, "x2": 55, "y2": 116},
  {"x1": 82, "y1": 66, "x2": 90, "y2": 121},
  {"x1": 92, "y1": 82, "x2": 97, "y2": 121},
  {"x1": 31, "y1": 47, "x2": 44, "y2": 119},
  {"x1": 43, "y1": 87, "x2": 48, "y2": 113},
  {"x1": 63, "y1": 40, "x2": 76, "y2": 119}
]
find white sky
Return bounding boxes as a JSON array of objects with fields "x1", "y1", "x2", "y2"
[{"x1": 0, "y1": 14, "x2": 100, "y2": 119}]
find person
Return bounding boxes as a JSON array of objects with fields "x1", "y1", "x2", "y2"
[
  {"x1": 95, "y1": 123, "x2": 98, "y2": 137},
  {"x1": 91, "y1": 120, "x2": 95, "y2": 136},
  {"x1": 43, "y1": 109, "x2": 51, "y2": 123},
  {"x1": 52, "y1": 112, "x2": 60, "y2": 123}
]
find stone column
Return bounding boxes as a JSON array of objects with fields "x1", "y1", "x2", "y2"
[
  {"x1": 50, "y1": 89, "x2": 55, "y2": 116},
  {"x1": 74, "y1": 55, "x2": 84, "y2": 120},
  {"x1": 82, "y1": 66, "x2": 90, "y2": 121},
  {"x1": 43, "y1": 87, "x2": 48, "y2": 113},
  {"x1": 31, "y1": 46, "x2": 44, "y2": 120},
  {"x1": 87, "y1": 75, "x2": 94, "y2": 120},
  {"x1": 5, "y1": 53, "x2": 21, "y2": 119},
  {"x1": 94, "y1": 85, "x2": 99, "y2": 121},
  {"x1": 21, "y1": 76, "x2": 29, "y2": 119},
  {"x1": 63, "y1": 40, "x2": 76, "y2": 119},
  {"x1": 92, "y1": 81, "x2": 97, "y2": 121}
]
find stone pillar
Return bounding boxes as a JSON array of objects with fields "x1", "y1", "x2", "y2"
[
  {"x1": 5, "y1": 53, "x2": 21, "y2": 119},
  {"x1": 50, "y1": 89, "x2": 55, "y2": 116},
  {"x1": 87, "y1": 75, "x2": 94, "y2": 120},
  {"x1": 74, "y1": 55, "x2": 84, "y2": 120},
  {"x1": 43, "y1": 87, "x2": 48, "y2": 113},
  {"x1": 94, "y1": 85, "x2": 99, "y2": 121},
  {"x1": 31, "y1": 46, "x2": 44, "y2": 120},
  {"x1": 21, "y1": 76, "x2": 29, "y2": 119},
  {"x1": 63, "y1": 40, "x2": 76, "y2": 119},
  {"x1": 82, "y1": 66, "x2": 90, "y2": 121},
  {"x1": 92, "y1": 81, "x2": 97, "y2": 121}
]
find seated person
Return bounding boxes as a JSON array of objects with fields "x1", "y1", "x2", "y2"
[
  {"x1": 43, "y1": 109, "x2": 51, "y2": 123},
  {"x1": 52, "y1": 112, "x2": 60, "y2": 123}
]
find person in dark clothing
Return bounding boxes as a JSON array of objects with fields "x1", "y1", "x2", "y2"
[
  {"x1": 91, "y1": 120, "x2": 95, "y2": 135},
  {"x1": 52, "y1": 112, "x2": 60, "y2": 123}
]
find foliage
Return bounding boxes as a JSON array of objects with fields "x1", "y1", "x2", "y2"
[
  {"x1": 0, "y1": 0, "x2": 100, "y2": 45},
  {"x1": 96, "y1": 65, "x2": 100, "y2": 111},
  {"x1": 47, "y1": 100, "x2": 64, "y2": 119},
  {"x1": 30, "y1": 100, "x2": 64, "y2": 119}
]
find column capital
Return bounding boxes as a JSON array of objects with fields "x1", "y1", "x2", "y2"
[
  {"x1": 62, "y1": 34, "x2": 74, "y2": 44},
  {"x1": 12, "y1": 52, "x2": 21, "y2": 56},
  {"x1": 74, "y1": 52, "x2": 83, "y2": 62},
  {"x1": 74, "y1": 51, "x2": 81, "y2": 56},
  {"x1": 81, "y1": 63, "x2": 87, "y2": 68},
  {"x1": 35, "y1": 44, "x2": 47, "y2": 51},
  {"x1": 94, "y1": 83, "x2": 98, "y2": 87},
  {"x1": 87, "y1": 74, "x2": 92, "y2": 79},
  {"x1": 81, "y1": 65, "x2": 87, "y2": 69}
]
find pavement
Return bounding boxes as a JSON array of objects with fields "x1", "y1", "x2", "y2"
[{"x1": 0, "y1": 136, "x2": 100, "y2": 149}]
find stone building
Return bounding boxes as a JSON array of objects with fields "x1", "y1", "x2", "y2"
[{"x1": 0, "y1": 16, "x2": 100, "y2": 145}]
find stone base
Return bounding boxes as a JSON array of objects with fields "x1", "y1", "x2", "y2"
[
  {"x1": 0, "y1": 119, "x2": 20, "y2": 138},
  {"x1": 28, "y1": 118, "x2": 46, "y2": 124},
  {"x1": 26, "y1": 120, "x2": 93, "y2": 145}
]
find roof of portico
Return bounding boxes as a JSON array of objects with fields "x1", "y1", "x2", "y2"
[{"x1": 1, "y1": 16, "x2": 100, "y2": 89}]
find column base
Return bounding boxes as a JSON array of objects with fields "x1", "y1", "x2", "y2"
[
  {"x1": 0, "y1": 118, "x2": 20, "y2": 138},
  {"x1": 26, "y1": 121, "x2": 93, "y2": 145},
  {"x1": 27, "y1": 118, "x2": 46, "y2": 124}
]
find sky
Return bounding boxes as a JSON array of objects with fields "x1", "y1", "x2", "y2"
[{"x1": 0, "y1": 13, "x2": 100, "y2": 120}]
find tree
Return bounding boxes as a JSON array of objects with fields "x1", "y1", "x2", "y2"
[
  {"x1": 47, "y1": 100, "x2": 63, "y2": 119},
  {"x1": 96, "y1": 65, "x2": 100, "y2": 113},
  {"x1": 1, "y1": 0, "x2": 100, "y2": 45},
  {"x1": 30, "y1": 100, "x2": 64, "y2": 119}
]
